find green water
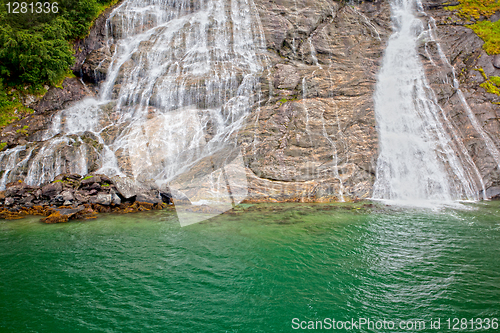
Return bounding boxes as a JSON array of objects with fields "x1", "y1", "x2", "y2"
[{"x1": 1, "y1": 203, "x2": 499, "y2": 332}]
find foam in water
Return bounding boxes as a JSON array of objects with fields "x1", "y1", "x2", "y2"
[{"x1": 372, "y1": 0, "x2": 481, "y2": 206}]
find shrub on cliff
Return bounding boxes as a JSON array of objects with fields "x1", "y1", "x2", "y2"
[
  {"x1": 0, "y1": 17, "x2": 73, "y2": 86},
  {"x1": 0, "y1": 0, "x2": 117, "y2": 131},
  {"x1": 0, "y1": 0, "x2": 117, "y2": 87}
]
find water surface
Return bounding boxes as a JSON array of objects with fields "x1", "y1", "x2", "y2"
[{"x1": 1, "y1": 203, "x2": 499, "y2": 332}]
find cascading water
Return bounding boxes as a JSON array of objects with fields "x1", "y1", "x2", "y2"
[
  {"x1": 372, "y1": 0, "x2": 481, "y2": 205},
  {"x1": 0, "y1": 0, "x2": 267, "y2": 195}
]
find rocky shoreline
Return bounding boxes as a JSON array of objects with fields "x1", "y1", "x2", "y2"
[{"x1": 0, "y1": 174, "x2": 172, "y2": 223}]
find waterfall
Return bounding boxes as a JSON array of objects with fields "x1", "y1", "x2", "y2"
[
  {"x1": 372, "y1": 0, "x2": 481, "y2": 205},
  {"x1": 0, "y1": 0, "x2": 267, "y2": 193}
]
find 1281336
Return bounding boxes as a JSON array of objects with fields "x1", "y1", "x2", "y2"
[{"x1": 5, "y1": 2, "x2": 58, "y2": 14}]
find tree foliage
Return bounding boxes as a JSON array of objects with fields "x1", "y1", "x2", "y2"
[{"x1": 0, "y1": 0, "x2": 116, "y2": 87}]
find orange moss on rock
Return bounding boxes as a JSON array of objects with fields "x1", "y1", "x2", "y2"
[
  {"x1": 42, "y1": 211, "x2": 68, "y2": 224},
  {"x1": 0, "y1": 201, "x2": 169, "y2": 224},
  {"x1": 113, "y1": 201, "x2": 167, "y2": 214},
  {"x1": 0, "y1": 205, "x2": 49, "y2": 220}
]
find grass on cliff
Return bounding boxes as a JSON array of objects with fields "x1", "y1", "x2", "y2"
[
  {"x1": 480, "y1": 77, "x2": 500, "y2": 96},
  {"x1": 448, "y1": 0, "x2": 500, "y2": 19},
  {"x1": 470, "y1": 20, "x2": 500, "y2": 55},
  {"x1": 447, "y1": 0, "x2": 500, "y2": 55},
  {"x1": 0, "y1": 78, "x2": 34, "y2": 130},
  {"x1": 477, "y1": 68, "x2": 500, "y2": 95}
]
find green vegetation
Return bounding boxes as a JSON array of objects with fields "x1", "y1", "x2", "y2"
[
  {"x1": 448, "y1": 0, "x2": 500, "y2": 19},
  {"x1": 481, "y1": 81, "x2": 500, "y2": 95},
  {"x1": 471, "y1": 20, "x2": 500, "y2": 55},
  {"x1": 477, "y1": 67, "x2": 488, "y2": 80},
  {"x1": 0, "y1": 142, "x2": 6, "y2": 151},
  {"x1": 0, "y1": 0, "x2": 118, "y2": 87},
  {"x1": 82, "y1": 175, "x2": 93, "y2": 180},
  {"x1": 478, "y1": 69, "x2": 500, "y2": 96},
  {"x1": 489, "y1": 76, "x2": 500, "y2": 86},
  {"x1": 15, "y1": 125, "x2": 29, "y2": 135},
  {"x1": 0, "y1": 78, "x2": 34, "y2": 128},
  {"x1": 0, "y1": 0, "x2": 118, "y2": 130},
  {"x1": 447, "y1": 0, "x2": 500, "y2": 55}
]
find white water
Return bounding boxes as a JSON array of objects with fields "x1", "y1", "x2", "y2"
[
  {"x1": 0, "y1": 0, "x2": 267, "y2": 191},
  {"x1": 372, "y1": 0, "x2": 481, "y2": 205},
  {"x1": 423, "y1": 17, "x2": 487, "y2": 200}
]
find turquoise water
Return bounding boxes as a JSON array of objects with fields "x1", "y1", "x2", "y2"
[{"x1": 1, "y1": 203, "x2": 499, "y2": 332}]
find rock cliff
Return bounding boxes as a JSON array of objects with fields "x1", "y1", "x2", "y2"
[
  {"x1": 1, "y1": 0, "x2": 500, "y2": 205},
  {"x1": 239, "y1": 0, "x2": 392, "y2": 201},
  {"x1": 420, "y1": 0, "x2": 500, "y2": 198}
]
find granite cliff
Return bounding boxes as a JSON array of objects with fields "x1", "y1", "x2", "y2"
[{"x1": 0, "y1": 0, "x2": 499, "y2": 210}]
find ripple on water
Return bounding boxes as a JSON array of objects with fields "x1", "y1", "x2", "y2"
[{"x1": 0, "y1": 203, "x2": 499, "y2": 332}]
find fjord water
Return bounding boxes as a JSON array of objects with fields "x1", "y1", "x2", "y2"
[{"x1": 1, "y1": 203, "x2": 500, "y2": 332}]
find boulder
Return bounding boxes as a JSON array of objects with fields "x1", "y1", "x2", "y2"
[
  {"x1": 19, "y1": 194, "x2": 34, "y2": 204},
  {"x1": 136, "y1": 193, "x2": 162, "y2": 204},
  {"x1": 112, "y1": 176, "x2": 148, "y2": 199},
  {"x1": 110, "y1": 189, "x2": 121, "y2": 205},
  {"x1": 5, "y1": 181, "x2": 31, "y2": 197},
  {"x1": 74, "y1": 192, "x2": 89, "y2": 203},
  {"x1": 54, "y1": 174, "x2": 82, "y2": 181},
  {"x1": 42, "y1": 206, "x2": 85, "y2": 224},
  {"x1": 88, "y1": 183, "x2": 102, "y2": 191},
  {"x1": 41, "y1": 182, "x2": 63, "y2": 198},
  {"x1": 81, "y1": 175, "x2": 101, "y2": 185},
  {"x1": 61, "y1": 190, "x2": 75, "y2": 202},
  {"x1": 91, "y1": 193, "x2": 112, "y2": 206},
  {"x1": 493, "y1": 55, "x2": 500, "y2": 70}
]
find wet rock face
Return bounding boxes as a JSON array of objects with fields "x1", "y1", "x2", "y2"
[
  {"x1": 72, "y1": 3, "x2": 122, "y2": 77},
  {"x1": 420, "y1": 0, "x2": 500, "y2": 194},
  {"x1": 0, "y1": 78, "x2": 95, "y2": 149},
  {"x1": 2, "y1": 0, "x2": 391, "y2": 202},
  {"x1": 239, "y1": 0, "x2": 392, "y2": 200},
  {"x1": 33, "y1": 78, "x2": 92, "y2": 113},
  {"x1": 80, "y1": 47, "x2": 113, "y2": 84}
]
